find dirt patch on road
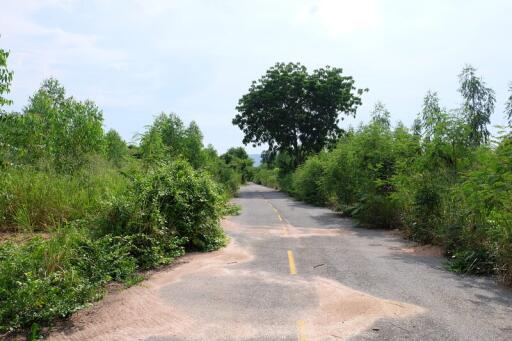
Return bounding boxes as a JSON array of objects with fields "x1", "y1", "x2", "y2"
[
  {"x1": 49, "y1": 284, "x2": 195, "y2": 341},
  {"x1": 148, "y1": 269, "x2": 424, "y2": 340},
  {"x1": 306, "y1": 277, "x2": 426, "y2": 340},
  {"x1": 48, "y1": 240, "x2": 253, "y2": 340},
  {"x1": 151, "y1": 238, "x2": 253, "y2": 286}
]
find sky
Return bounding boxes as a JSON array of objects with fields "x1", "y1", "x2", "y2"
[{"x1": 1, "y1": 0, "x2": 511, "y2": 153}]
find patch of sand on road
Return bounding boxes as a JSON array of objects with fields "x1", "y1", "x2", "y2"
[
  {"x1": 48, "y1": 240, "x2": 253, "y2": 341},
  {"x1": 147, "y1": 269, "x2": 424, "y2": 340},
  {"x1": 306, "y1": 277, "x2": 426, "y2": 340}
]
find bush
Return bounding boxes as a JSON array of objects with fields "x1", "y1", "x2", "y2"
[
  {"x1": 391, "y1": 172, "x2": 445, "y2": 243},
  {"x1": 253, "y1": 167, "x2": 280, "y2": 188},
  {"x1": 292, "y1": 155, "x2": 327, "y2": 205},
  {"x1": 323, "y1": 137, "x2": 360, "y2": 210},
  {"x1": 487, "y1": 211, "x2": 512, "y2": 285},
  {"x1": 202, "y1": 145, "x2": 243, "y2": 196},
  {"x1": 123, "y1": 233, "x2": 184, "y2": 270},
  {"x1": 0, "y1": 228, "x2": 138, "y2": 333},
  {"x1": 443, "y1": 144, "x2": 512, "y2": 282},
  {"x1": 102, "y1": 160, "x2": 227, "y2": 252}
]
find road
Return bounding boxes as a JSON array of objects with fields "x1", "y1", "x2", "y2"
[{"x1": 50, "y1": 183, "x2": 512, "y2": 340}]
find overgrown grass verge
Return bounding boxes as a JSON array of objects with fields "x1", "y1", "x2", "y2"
[
  {"x1": 0, "y1": 160, "x2": 231, "y2": 336},
  {"x1": 0, "y1": 160, "x2": 127, "y2": 232}
]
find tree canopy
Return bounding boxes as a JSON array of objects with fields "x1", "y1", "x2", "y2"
[
  {"x1": 221, "y1": 147, "x2": 254, "y2": 183},
  {"x1": 0, "y1": 78, "x2": 105, "y2": 172},
  {"x1": 458, "y1": 65, "x2": 495, "y2": 146},
  {"x1": 139, "y1": 113, "x2": 206, "y2": 168},
  {"x1": 233, "y1": 62, "x2": 366, "y2": 167}
]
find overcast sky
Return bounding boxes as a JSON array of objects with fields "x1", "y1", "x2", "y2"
[{"x1": 1, "y1": 0, "x2": 511, "y2": 153}]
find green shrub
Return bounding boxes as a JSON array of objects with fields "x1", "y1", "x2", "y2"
[
  {"x1": 487, "y1": 211, "x2": 512, "y2": 285},
  {"x1": 123, "y1": 233, "x2": 185, "y2": 270},
  {"x1": 221, "y1": 147, "x2": 254, "y2": 184},
  {"x1": 102, "y1": 160, "x2": 227, "y2": 251},
  {"x1": 323, "y1": 137, "x2": 360, "y2": 210},
  {"x1": 0, "y1": 158, "x2": 229, "y2": 333},
  {"x1": 277, "y1": 172, "x2": 294, "y2": 194},
  {"x1": 202, "y1": 146, "x2": 243, "y2": 196},
  {"x1": 442, "y1": 144, "x2": 512, "y2": 281},
  {"x1": 292, "y1": 155, "x2": 327, "y2": 205},
  {"x1": 391, "y1": 172, "x2": 446, "y2": 243},
  {"x1": 210, "y1": 162, "x2": 241, "y2": 196},
  {"x1": 253, "y1": 167, "x2": 280, "y2": 188},
  {"x1": 0, "y1": 228, "x2": 137, "y2": 333}
]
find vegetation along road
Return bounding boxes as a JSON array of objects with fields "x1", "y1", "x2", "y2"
[
  {"x1": 2, "y1": 13, "x2": 512, "y2": 339},
  {"x1": 46, "y1": 183, "x2": 512, "y2": 340}
]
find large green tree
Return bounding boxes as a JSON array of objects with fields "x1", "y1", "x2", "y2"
[
  {"x1": 23, "y1": 78, "x2": 104, "y2": 172},
  {"x1": 233, "y1": 62, "x2": 366, "y2": 167},
  {"x1": 458, "y1": 65, "x2": 495, "y2": 146}
]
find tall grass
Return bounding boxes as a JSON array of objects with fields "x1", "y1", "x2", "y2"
[{"x1": 0, "y1": 159, "x2": 128, "y2": 232}]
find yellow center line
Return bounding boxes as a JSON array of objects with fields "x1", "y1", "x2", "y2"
[
  {"x1": 266, "y1": 200, "x2": 288, "y2": 236},
  {"x1": 296, "y1": 319, "x2": 308, "y2": 341},
  {"x1": 276, "y1": 211, "x2": 283, "y2": 222},
  {"x1": 268, "y1": 202, "x2": 283, "y2": 221},
  {"x1": 287, "y1": 250, "x2": 297, "y2": 275}
]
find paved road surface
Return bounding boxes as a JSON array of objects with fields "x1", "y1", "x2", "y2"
[{"x1": 50, "y1": 183, "x2": 512, "y2": 340}]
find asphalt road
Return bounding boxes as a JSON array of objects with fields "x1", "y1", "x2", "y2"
[{"x1": 50, "y1": 183, "x2": 512, "y2": 340}]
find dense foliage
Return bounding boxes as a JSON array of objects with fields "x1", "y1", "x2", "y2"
[
  {"x1": 253, "y1": 66, "x2": 512, "y2": 286},
  {"x1": 233, "y1": 62, "x2": 366, "y2": 167},
  {"x1": 0, "y1": 47, "x2": 249, "y2": 335},
  {"x1": 101, "y1": 160, "x2": 227, "y2": 253}
]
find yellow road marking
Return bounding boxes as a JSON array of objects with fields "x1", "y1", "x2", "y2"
[
  {"x1": 296, "y1": 320, "x2": 308, "y2": 341},
  {"x1": 276, "y1": 211, "x2": 283, "y2": 222},
  {"x1": 287, "y1": 250, "x2": 297, "y2": 275},
  {"x1": 268, "y1": 202, "x2": 283, "y2": 221}
]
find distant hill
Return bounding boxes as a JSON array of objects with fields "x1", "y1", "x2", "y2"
[{"x1": 249, "y1": 153, "x2": 261, "y2": 167}]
